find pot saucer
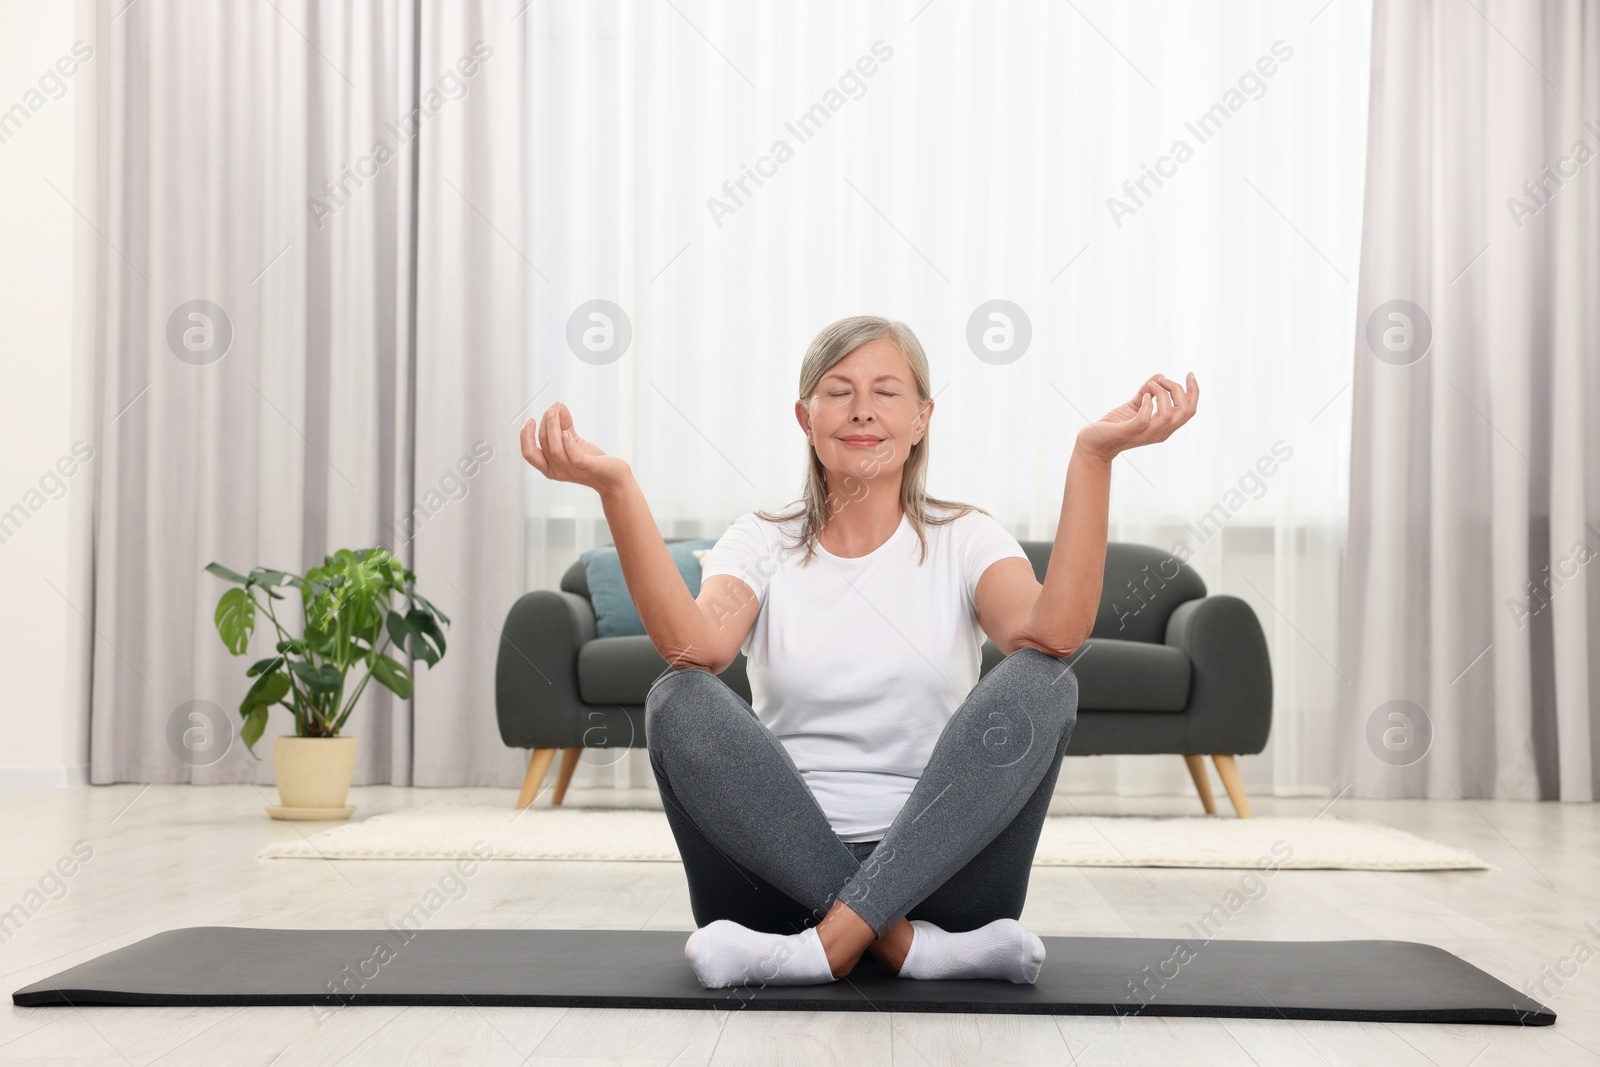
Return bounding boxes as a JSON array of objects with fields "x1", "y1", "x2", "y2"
[{"x1": 265, "y1": 803, "x2": 356, "y2": 821}]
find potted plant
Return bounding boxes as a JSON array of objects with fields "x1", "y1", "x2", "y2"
[{"x1": 205, "y1": 547, "x2": 450, "y2": 818}]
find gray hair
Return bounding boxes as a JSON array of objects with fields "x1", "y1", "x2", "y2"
[{"x1": 756, "y1": 314, "x2": 991, "y2": 565}]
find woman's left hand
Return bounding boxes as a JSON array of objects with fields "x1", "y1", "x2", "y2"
[{"x1": 1078, "y1": 372, "x2": 1199, "y2": 461}]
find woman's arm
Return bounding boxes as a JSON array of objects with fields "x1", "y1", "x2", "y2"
[
  {"x1": 1018, "y1": 440, "x2": 1115, "y2": 654},
  {"x1": 1009, "y1": 372, "x2": 1200, "y2": 654},
  {"x1": 597, "y1": 474, "x2": 722, "y2": 669},
  {"x1": 521, "y1": 402, "x2": 736, "y2": 671}
]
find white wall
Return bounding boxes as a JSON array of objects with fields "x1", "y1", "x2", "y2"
[{"x1": 0, "y1": 0, "x2": 91, "y2": 787}]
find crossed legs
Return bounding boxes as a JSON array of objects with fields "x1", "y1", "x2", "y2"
[{"x1": 645, "y1": 646, "x2": 1079, "y2": 984}]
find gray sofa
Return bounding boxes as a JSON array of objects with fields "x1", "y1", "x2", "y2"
[{"x1": 495, "y1": 539, "x2": 1272, "y2": 817}]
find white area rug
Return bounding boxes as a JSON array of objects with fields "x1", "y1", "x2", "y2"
[{"x1": 257, "y1": 802, "x2": 1490, "y2": 870}]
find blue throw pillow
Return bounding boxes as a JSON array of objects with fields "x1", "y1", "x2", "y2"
[{"x1": 581, "y1": 538, "x2": 718, "y2": 638}]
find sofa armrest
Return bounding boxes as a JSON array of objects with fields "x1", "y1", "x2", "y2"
[
  {"x1": 1163, "y1": 594, "x2": 1273, "y2": 755},
  {"x1": 494, "y1": 590, "x2": 596, "y2": 750}
]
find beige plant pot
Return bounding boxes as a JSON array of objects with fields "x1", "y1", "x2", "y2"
[{"x1": 273, "y1": 735, "x2": 358, "y2": 809}]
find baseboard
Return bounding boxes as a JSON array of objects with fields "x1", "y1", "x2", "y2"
[{"x1": 0, "y1": 764, "x2": 91, "y2": 789}]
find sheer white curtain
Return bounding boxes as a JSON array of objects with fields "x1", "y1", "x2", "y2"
[{"x1": 524, "y1": 0, "x2": 1372, "y2": 798}]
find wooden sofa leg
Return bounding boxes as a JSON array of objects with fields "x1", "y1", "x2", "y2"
[
  {"x1": 517, "y1": 747, "x2": 557, "y2": 809},
  {"x1": 1183, "y1": 755, "x2": 1217, "y2": 815},
  {"x1": 551, "y1": 748, "x2": 583, "y2": 806},
  {"x1": 1211, "y1": 754, "x2": 1253, "y2": 818}
]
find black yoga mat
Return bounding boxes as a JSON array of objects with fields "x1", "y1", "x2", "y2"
[{"x1": 13, "y1": 927, "x2": 1553, "y2": 1025}]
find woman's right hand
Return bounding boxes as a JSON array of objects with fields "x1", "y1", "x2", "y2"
[{"x1": 521, "y1": 401, "x2": 632, "y2": 495}]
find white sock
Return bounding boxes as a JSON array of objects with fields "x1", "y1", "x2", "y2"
[
  {"x1": 684, "y1": 919, "x2": 838, "y2": 989},
  {"x1": 897, "y1": 918, "x2": 1046, "y2": 983}
]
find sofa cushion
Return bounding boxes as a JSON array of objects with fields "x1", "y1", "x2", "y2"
[
  {"x1": 579, "y1": 636, "x2": 680, "y2": 704},
  {"x1": 561, "y1": 536, "x2": 714, "y2": 600},
  {"x1": 581, "y1": 634, "x2": 1190, "y2": 712},
  {"x1": 1068, "y1": 637, "x2": 1191, "y2": 712},
  {"x1": 577, "y1": 636, "x2": 755, "y2": 705},
  {"x1": 980, "y1": 635, "x2": 1191, "y2": 712},
  {"x1": 579, "y1": 539, "x2": 716, "y2": 638}
]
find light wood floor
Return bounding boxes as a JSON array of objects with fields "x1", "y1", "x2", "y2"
[{"x1": 0, "y1": 785, "x2": 1595, "y2": 1066}]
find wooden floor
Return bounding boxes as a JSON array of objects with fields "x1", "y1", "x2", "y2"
[{"x1": 1, "y1": 784, "x2": 1595, "y2": 1066}]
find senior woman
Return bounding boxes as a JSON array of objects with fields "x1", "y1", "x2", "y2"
[{"x1": 521, "y1": 314, "x2": 1198, "y2": 988}]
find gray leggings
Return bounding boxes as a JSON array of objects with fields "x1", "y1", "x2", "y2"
[{"x1": 644, "y1": 647, "x2": 1079, "y2": 940}]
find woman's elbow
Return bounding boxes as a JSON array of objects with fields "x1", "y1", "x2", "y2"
[
  {"x1": 652, "y1": 637, "x2": 721, "y2": 674},
  {"x1": 1006, "y1": 632, "x2": 1078, "y2": 659}
]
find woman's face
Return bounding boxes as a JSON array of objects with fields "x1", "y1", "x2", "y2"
[{"x1": 795, "y1": 339, "x2": 931, "y2": 489}]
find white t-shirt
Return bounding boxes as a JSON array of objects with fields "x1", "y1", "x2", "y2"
[{"x1": 697, "y1": 504, "x2": 1031, "y2": 842}]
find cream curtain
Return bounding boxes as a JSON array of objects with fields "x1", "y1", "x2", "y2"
[
  {"x1": 80, "y1": 0, "x2": 528, "y2": 786},
  {"x1": 1339, "y1": 0, "x2": 1600, "y2": 800}
]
